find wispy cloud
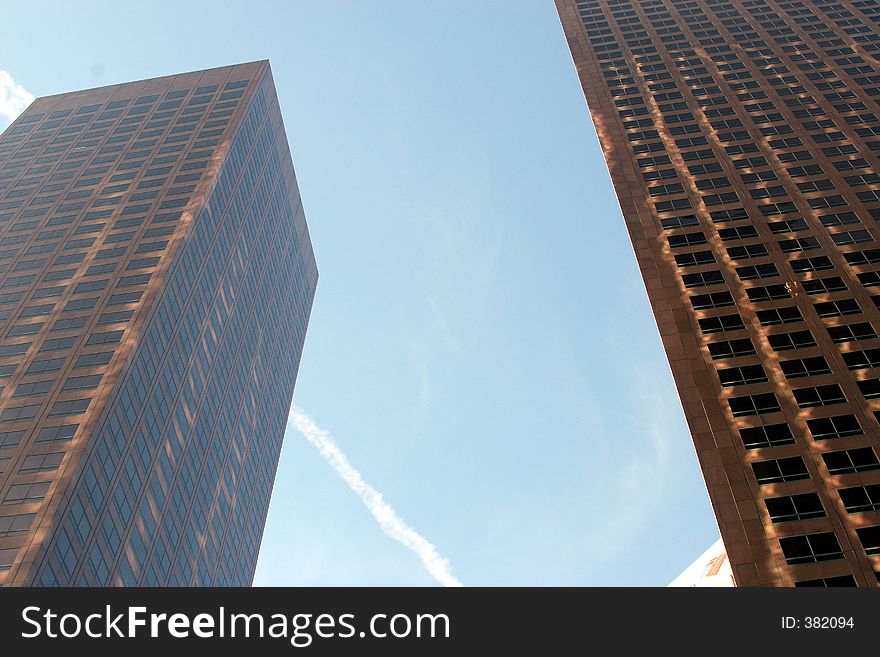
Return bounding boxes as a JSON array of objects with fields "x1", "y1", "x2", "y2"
[
  {"x1": 0, "y1": 71, "x2": 33, "y2": 129},
  {"x1": 288, "y1": 405, "x2": 463, "y2": 587}
]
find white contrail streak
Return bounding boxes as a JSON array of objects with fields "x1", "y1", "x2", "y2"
[
  {"x1": 0, "y1": 71, "x2": 33, "y2": 127},
  {"x1": 288, "y1": 405, "x2": 463, "y2": 587}
]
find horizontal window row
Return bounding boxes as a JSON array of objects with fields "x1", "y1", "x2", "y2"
[
  {"x1": 753, "y1": 445, "x2": 880, "y2": 484},
  {"x1": 780, "y1": 526, "x2": 880, "y2": 565},
  {"x1": 728, "y1": 384, "x2": 866, "y2": 416}
]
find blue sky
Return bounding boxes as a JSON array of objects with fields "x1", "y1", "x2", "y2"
[{"x1": 1, "y1": 0, "x2": 721, "y2": 586}]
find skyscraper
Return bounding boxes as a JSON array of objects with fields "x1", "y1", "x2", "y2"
[
  {"x1": 557, "y1": 0, "x2": 880, "y2": 586},
  {"x1": 0, "y1": 61, "x2": 317, "y2": 586}
]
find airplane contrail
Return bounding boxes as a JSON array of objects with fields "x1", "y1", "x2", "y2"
[{"x1": 288, "y1": 405, "x2": 463, "y2": 587}]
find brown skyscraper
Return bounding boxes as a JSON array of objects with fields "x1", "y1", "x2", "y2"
[
  {"x1": 0, "y1": 62, "x2": 317, "y2": 586},
  {"x1": 557, "y1": 0, "x2": 880, "y2": 586}
]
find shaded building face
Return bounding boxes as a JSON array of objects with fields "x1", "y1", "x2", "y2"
[
  {"x1": 0, "y1": 61, "x2": 317, "y2": 586},
  {"x1": 556, "y1": 0, "x2": 880, "y2": 586}
]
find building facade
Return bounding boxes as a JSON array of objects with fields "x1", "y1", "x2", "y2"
[
  {"x1": 669, "y1": 539, "x2": 735, "y2": 587},
  {"x1": 557, "y1": 0, "x2": 880, "y2": 586},
  {"x1": 0, "y1": 61, "x2": 317, "y2": 586}
]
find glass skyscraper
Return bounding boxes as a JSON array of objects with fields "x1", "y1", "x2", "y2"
[
  {"x1": 0, "y1": 61, "x2": 317, "y2": 586},
  {"x1": 557, "y1": 0, "x2": 880, "y2": 586}
]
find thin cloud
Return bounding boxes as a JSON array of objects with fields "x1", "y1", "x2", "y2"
[
  {"x1": 288, "y1": 405, "x2": 463, "y2": 587},
  {"x1": 0, "y1": 70, "x2": 33, "y2": 128}
]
